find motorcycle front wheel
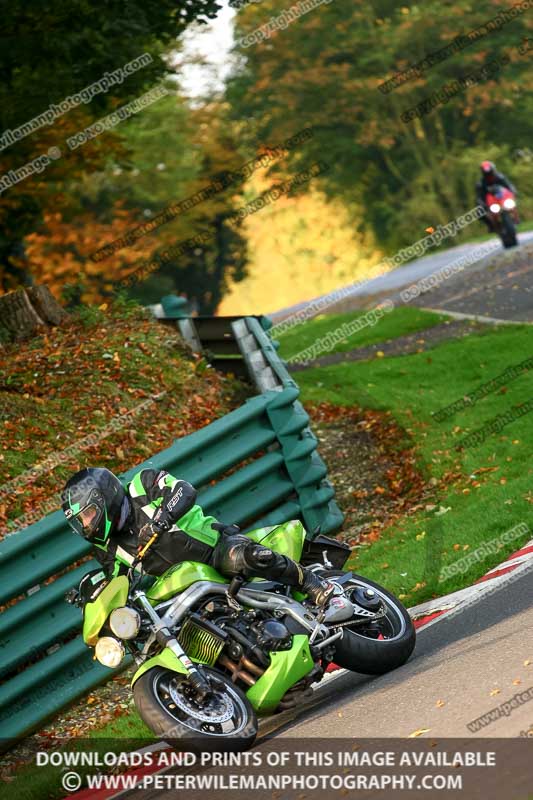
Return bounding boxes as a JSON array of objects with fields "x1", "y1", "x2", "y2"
[
  {"x1": 321, "y1": 571, "x2": 416, "y2": 675},
  {"x1": 133, "y1": 666, "x2": 258, "y2": 752},
  {"x1": 500, "y1": 211, "x2": 517, "y2": 248}
]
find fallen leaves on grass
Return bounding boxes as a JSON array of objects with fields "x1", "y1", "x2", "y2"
[
  {"x1": 306, "y1": 402, "x2": 436, "y2": 549},
  {"x1": 434, "y1": 506, "x2": 451, "y2": 516},
  {"x1": 0, "y1": 306, "x2": 245, "y2": 536}
]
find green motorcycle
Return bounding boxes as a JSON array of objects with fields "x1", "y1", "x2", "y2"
[{"x1": 69, "y1": 521, "x2": 415, "y2": 751}]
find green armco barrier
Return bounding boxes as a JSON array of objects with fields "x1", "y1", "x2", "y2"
[
  {"x1": 0, "y1": 313, "x2": 344, "y2": 749},
  {"x1": 156, "y1": 297, "x2": 274, "y2": 381},
  {"x1": 0, "y1": 564, "x2": 96, "y2": 680},
  {"x1": 160, "y1": 294, "x2": 190, "y2": 318},
  {"x1": 0, "y1": 636, "x2": 132, "y2": 745},
  {"x1": 232, "y1": 317, "x2": 343, "y2": 533},
  {"x1": 236, "y1": 315, "x2": 297, "y2": 391}
]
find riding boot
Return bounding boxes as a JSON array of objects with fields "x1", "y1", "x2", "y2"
[
  {"x1": 249, "y1": 545, "x2": 335, "y2": 607},
  {"x1": 277, "y1": 557, "x2": 336, "y2": 606},
  {"x1": 300, "y1": 568, "x2": 337, "y2": 606},
  {"x1": 209, "y1": 534, "x2": 335, "y2": 607}
]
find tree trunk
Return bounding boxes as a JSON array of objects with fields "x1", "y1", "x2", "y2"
[
  {"x1": 0, "y1": 285, "x2": 68, "y2": 343},
  {"x1": 26, "y1": 285, "x2": 67, "y2": 325},
  {"x1": 0, "y1": 288, "x2": 45, "y2": 340}
]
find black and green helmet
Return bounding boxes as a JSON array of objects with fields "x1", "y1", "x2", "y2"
[{"x1": 62, "y1": 468, "x2": 126, "y2": 545}]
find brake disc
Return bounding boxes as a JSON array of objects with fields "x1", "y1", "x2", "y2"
[{"x1": 169, "y1": 681, "x2": 235, "y2": 723}]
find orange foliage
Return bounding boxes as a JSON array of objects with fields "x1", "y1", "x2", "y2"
[{"x1": 24, "y1": 204, "x2": 159, "y2": 303}]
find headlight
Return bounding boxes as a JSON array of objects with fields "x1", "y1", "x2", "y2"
[
  {"x1": 109, "y1": 606, "x2": 141, "y2": 639},
  {"x1": 503, "y1": 198, "x2": 516, "y2": 209},
  {"x1": 489, "y1": 203, "x2": 500, "y2": 213},
  {"x1": 95, "y1": 636, "x2": 125, "y2": 668}
]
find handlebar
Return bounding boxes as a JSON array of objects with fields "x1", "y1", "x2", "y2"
[{"x1": 64, "y1": 588, "x2": 80, "y2": 606}]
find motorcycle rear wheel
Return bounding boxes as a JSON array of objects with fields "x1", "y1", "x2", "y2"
[
  {"x1": 133, "y1": 665, "x2": 258, "y2": 752},
  {"x1": 320, "y1": 570, "x2": 416, "y2": 675}
]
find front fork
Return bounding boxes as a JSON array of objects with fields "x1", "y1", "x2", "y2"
[{"x1": 133, "y1": 590, "x2": 210, "y2": 696}]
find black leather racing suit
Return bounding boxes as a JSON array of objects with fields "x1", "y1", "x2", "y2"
[{"x1": 92, "y1": 468, "x2": 330, "y2": 602}]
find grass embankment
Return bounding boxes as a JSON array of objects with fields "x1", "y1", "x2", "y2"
[
  {"x1": 0, "y1": 300, "x2": 246, "y2": 534},
  {"x1": 275, "y1": 306, "x2": 449, "y2": 361},
  {"x1": 284, "y1": 312, "x2": 532, "y2": 607},
  {"x1": 1, "y1": 300, "x2": 249, "y2": 796}
]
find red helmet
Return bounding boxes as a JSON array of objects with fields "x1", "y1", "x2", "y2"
[{"x1": 481, "y1": 160, "x2": 495, "y2": 175}]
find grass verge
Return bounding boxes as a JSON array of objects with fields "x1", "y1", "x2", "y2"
[
  {"x1": 274, "y1": 306, "x2": 449, "y2": 361},
  {"x1": 295, "y1": 324, "x2": 532, "y2": 606}
]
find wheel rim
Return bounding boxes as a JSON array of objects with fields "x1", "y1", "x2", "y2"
[
  {"x1": 151, "y1": 669, "x2": 250, "y2": 737},
  {"x1": 331, "y1": 576, "x2": 408, "y2": 642}
]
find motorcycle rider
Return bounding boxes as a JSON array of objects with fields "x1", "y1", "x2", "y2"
[
  {"x1": 62, "y1": 467, "x2": 335, "y2": 606},
  {"x1": 476, "y1": 160, "x2": 517, "y2": 231}
]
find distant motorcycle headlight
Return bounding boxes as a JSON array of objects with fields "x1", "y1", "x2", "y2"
[
  {"x1": 109, "y1": 606, "x2": 141, "y2": 640},
  {"x1": 503, "y1": 198, "x2": 516, "y2": 209},
  {"x1": 489, "y1": 203, "x2": 501, "y2": 213},
  {"x1": 95, "y1": 636, "x2": 125, "y2": 668}
]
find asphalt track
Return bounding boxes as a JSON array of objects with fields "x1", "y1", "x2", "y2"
[
  {"x1": 117, "y1": 562, "x2": 533, "y2": 800},
  {"x1": 261, "y1": 561, "x2": 533, "y2": 740},
  {"x1": 269, "y1": 230, "x2": 533, "y2": 324}
]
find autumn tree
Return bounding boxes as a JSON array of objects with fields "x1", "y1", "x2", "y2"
[
  {"x1": 0, "y1": 0, "x2": 222, "y2": 290},
  {"x1": 227, "y1": 0, "x2": 533, "y2": 249},
  {"x1": 23, "y1": 204, "x2": 161, "y2": 304},
  {"x1": 79, "y1": 95, "x2": 250, "y2": 312}
]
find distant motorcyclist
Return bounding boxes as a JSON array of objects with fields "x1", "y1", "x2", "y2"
[
  {"x1": 476, "y1": 161, "x2": 517, "y2": 231},
  {"x1": 62, "y1": 467, "x2": 335, "y2": 606}
]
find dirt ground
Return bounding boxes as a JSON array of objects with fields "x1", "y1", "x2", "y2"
[{"x1": 307, "y1": 403, "x2": 436, "y2": 548}]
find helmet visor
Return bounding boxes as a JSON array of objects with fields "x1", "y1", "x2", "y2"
[{"x1": 68, "y1": 503, "x2": 102, "y2": 540}]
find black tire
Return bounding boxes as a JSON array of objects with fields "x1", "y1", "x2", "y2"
[
  {"x1": 501, "y1": 212, "x2": 517, "y2": 248},
  {"x1": 133, "y1": 666, "x2": 257, "y2": 752},
  {"x1": 319, "y1": 570, "x2": 416, "y2": 675}
]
